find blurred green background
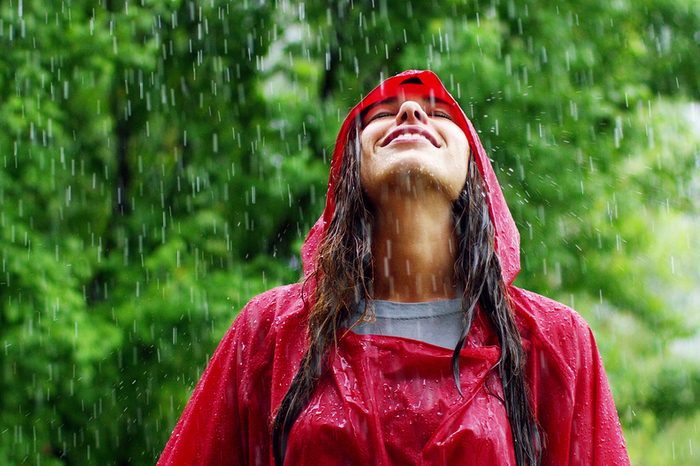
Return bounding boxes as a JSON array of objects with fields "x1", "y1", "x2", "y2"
[{"x1": 1, "y1": 0, "x2": 698, "y2": 464}]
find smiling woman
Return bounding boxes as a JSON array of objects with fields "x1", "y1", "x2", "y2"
[{"x1": 158, "y1": 70, "x2": 631, "y2": 466}]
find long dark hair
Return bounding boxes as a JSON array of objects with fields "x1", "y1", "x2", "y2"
[{"x1": 272, "y1": 123, "x2": 542, "y2": 465}]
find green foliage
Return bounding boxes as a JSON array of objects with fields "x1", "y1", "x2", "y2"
[{"x1": 0, "y1": 0, "x2": 698, "y2": 463}]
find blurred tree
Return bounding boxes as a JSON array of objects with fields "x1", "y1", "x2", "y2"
[{"x1": 0, "y1": 0, "x2": 698, "y2": 464}]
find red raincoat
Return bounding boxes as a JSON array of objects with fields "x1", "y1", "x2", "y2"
[{"x1": 158, "y1": 70, "x2": 630, "y2": 465}]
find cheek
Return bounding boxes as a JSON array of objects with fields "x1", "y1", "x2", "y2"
[
  {"x1": 448, "y1": 132, "x2": 469, "y2": 165},
  {"x1": 358, "y1": 132, "x2": 376, "y2": 189},
  {"x1": 454, "y1": 130, "x2": 469, "y2": 155},
  {"x1": 360, "y1": 133, "x2": 372, "y2": 167},
  {"x1": 359, "y1": 132, "x2": 372, "y2": 162},
  {"x1": 359, "y1": 124, "x2": 383, "y2": 155},
  {"x1": 358, "y1": 125, "x2": 385, "y2": 174},
  {"x1": 449, "y1": 133, "x2": 470, "y2": 191}
]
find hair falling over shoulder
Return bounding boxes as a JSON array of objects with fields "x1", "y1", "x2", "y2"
[{"x1": 271, "y1": 123, "x2": 542, "y2": 466}]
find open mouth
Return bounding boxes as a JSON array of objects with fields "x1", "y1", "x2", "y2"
[{"x1": 381, "y1": 126, "x2": 440, "y2": 148}]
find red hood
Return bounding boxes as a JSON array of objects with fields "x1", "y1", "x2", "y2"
[{"x1": 301, "y1": 70, "x2": 520, "y2": 284}]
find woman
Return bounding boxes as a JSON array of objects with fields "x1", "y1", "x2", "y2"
[{"x1": 158, "y1": 70, "x2": 630, "y2": 465}]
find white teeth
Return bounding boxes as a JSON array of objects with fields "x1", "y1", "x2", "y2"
[
  {"x1": 395, "y1": 133, "x2": 428, "y2": 140},
  {"x1": 384, "y1": 131, "x2": 436, "y2": 147}
]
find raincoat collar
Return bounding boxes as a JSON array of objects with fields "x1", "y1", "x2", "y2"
[{"x1": 301, "y1": 70, "x2": 520, "y2": 284}]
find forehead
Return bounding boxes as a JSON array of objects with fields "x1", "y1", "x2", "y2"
[{"x1": 367, "y1": 90, "x2": 452, "y2": 109}]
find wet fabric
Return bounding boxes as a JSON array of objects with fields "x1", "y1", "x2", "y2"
[
  {"x1": 158, "y1": 70, "x2": 630, "y2": 466},
  {"x1": 349, "y1": 298, "x2": 463, "y2": 349}
]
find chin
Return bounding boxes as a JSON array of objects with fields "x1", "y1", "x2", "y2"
[
  {"x1": 378, "y1": 164, "x2": 458, "y2": 198},
  {"x1": 362, "y1": 150, "x2": 466, "y2": 201}
]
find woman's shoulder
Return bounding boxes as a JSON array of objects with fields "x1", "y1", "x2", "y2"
[
  {"x1": 509, "y1": 286, "x2": 630, "y2": 464},
  {"x1": 509, "y1": 286, "x2": 599, "y2": 378},
  {"x1": 229, "y1": 282, "x2": 309, "y2": 349},
  {"x1": 157, "y1": 283, "x2": 309, "y2": 465},
  {"x1": 509, "y1": 286, "x2": 591, "y2": 333},
  {"x1": 240, "y1": 282, "x2": 307, "y2": 318}
]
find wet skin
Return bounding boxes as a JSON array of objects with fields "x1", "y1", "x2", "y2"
[{"x1": 358, "y1": 91, "x2": 471, "y2": 302}]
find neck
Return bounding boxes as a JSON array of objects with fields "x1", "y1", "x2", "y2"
[{"x1": 370, "y1": 189, "x2": 458, "y2": 302}]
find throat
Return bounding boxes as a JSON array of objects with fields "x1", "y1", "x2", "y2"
[{"x1": 370, "y1": 197, "x2": 458, "y2": 302}]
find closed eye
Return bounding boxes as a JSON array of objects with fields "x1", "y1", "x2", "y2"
[
  {"x1": 429, "y1": 110, "x2": 453, "y2": 120},
  {"x1": 369, "y1": 111, "x2": 395, "y2": 122}
]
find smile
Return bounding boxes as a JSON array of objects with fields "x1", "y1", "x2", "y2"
[{"x1": 381, "y1": 125, "x2": 441, "y2": 148}]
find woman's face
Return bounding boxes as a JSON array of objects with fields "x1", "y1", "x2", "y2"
[{"x1": 359, "y1": 90, "x2": 470, "y2": 203}]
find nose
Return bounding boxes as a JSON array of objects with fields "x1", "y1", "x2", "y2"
[{"x1": 396, "y1": 100, "x2": 428, "y2": 124}]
